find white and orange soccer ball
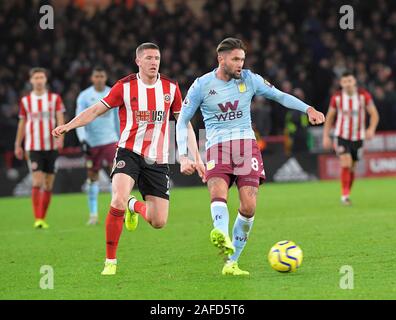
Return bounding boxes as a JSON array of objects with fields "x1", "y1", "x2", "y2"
[{"x1": 268, "y1": 240, "x2": 303, "y2": 272}]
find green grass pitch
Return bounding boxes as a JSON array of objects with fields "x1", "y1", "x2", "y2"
[{"x1": 0, "y1": 177, "x2": 395, "y2": 300}]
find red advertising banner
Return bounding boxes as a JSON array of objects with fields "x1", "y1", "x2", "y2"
[{"x1": 319, "y1": 152, "x2": 396, "y2": 180}]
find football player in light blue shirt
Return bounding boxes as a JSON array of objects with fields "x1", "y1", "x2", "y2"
[
  {"x1": 76, "y1": 67, "x2": 120, "y2": 225},
  {"x1": 176, "y1": 38, "x2": 325, "y2": 275}
]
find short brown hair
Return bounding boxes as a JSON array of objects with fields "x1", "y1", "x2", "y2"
[
  {"x1": 216, "y1": 38, "x2": 247, "y2": 54},
  {"x1": 341, "y1": 70, "x2": 354, "y2": 78},
  {"x1": 29, "y1": 67, "x2": 47, "y2": 77},
  {"x1": 136, "y1": 42, "x2": 160, "y2": 57}
]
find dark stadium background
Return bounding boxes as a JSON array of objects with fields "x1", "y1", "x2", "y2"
[{"x1": 0, "y1": 0, "x2": 395, "y2": 195}]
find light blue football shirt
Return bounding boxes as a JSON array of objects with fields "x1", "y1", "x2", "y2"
[
  {"x1": 176, "y1": 69, "x2": 310, "y2": 155},
  {"x1": 76, "y1": 86, "x2": 120, "y2": 147}
]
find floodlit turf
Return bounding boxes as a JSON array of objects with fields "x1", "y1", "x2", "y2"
[{"x1": 0, "y1": 177, "x2": 395, "y2": 300}]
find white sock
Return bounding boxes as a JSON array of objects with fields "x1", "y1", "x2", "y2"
[
  {"x1": 128, "y1": 198, "x2": 137, "y2": 212},
  {"x1": 105, "y1": 258, "x2": 117, "y2": 264}
]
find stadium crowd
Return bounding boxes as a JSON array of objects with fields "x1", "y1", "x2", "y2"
[{"x1": 1, "y1": 0, "x2": 396, "y2": 169}]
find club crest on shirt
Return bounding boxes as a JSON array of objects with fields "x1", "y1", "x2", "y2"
[
  {"x1": 164, "y1": 94, "x2": 171, "y2": 103},
  {"x1": 237, "y1": 81, "x2": 247, "y2": 93}
]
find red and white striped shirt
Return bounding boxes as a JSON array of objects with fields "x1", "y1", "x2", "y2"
[
  {"x1": 19, "y1": 91, "x2": 65, "y2": 151},
  {"x1": 329, "y1": 88, "x2": 373, "y2": 141},
  {"x1": 101, "y1": 73, "x2": 182, "y2": 163}
]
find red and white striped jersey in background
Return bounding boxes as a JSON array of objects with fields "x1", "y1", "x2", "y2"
[
  {"x1": 19, "y1": 91, "x2": 65, "y2": 151},
  {"x1": 329, "y1": 88, "x2": 373, "y2": 141},
  {"x1": 101, "y1": 73, "x2": 182, "y2": 164}
]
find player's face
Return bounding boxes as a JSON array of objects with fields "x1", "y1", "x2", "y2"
[
  {"x1": 91, "y1": 71, "x2": 107, "y2": 89},
  {"x1": 220, "y1": 49, "x2": 245, "y2": 79},
  {"x1": 340, "y1": 75, "x2": 357, "y2": 93},
  {"x1": 30, "y1": 72, "x2": 47, "y2": 91},
  {"x1": 136, "y1": 49, "x2": 161, "y2": 79}
]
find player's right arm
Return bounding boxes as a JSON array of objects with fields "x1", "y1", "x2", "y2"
[
  {"x1": 175, "y1": 78, "x2": 203, "y2": 174},
  {"x1": 322, "y1": 95, "x2": 337, "y2": 150},
  {"x1": 52, "y1": 81, "x2": 123, "y2": 138},
  {"x1": 52, "y1": 101, "x2": 108, "y2": 137},
  {"x1": 14, "y1": 99, "x2": 26, "y2": 160}
]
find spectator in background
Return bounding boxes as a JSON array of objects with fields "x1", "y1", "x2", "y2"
[{"x1": 0, "y1": 0, "x2": 395, "y2": 168}]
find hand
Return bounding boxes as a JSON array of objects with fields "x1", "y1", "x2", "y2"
[
  {"x1": 14, "y1": 145, "x2": 24, "y2": 160},
  {"x1": 322, "y1": 136, "x2": 333, "y2": 150},
  {"x1": 365, "y1": 128, "x2": 375, "y2": 140},
  {"x1": 56, "y1": 136, "x2": 64, "y2": 150},
  {"x1": 180, "y1": 155, "x2": 196, "y2": 175},
  {"x1": 307, "y1": 107, "x2": 325, "y2": 125},
  {"x1": 81, "y1": 140, "x2": 91, "y2": 155},
  {"x1": 195, "y1": 160, "x2": 206, "y2": 183},
  {"x1": 52, "y1": 124, "x2": 70, "y2": 138}
]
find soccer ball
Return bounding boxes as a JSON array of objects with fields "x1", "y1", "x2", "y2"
[{"x1": 268, "y1": 240, "x2": 303, "y2": 272}]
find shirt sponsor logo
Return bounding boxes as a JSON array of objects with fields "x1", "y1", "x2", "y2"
[
  {"x1": 218, "y1": 100, "x2": 239, "y2": 112},
  {"x1": 215, "y1": 100, "x2": 243, "y2": 121},
  {"x1": 134, "y1": 110, "x2": 167, "y2": 123}
]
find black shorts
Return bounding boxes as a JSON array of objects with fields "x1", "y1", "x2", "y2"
[
  {"x1": 28, "y1": 150, "x2": 58, "y2": 174},
  {"x1": 110, "y1": 148, "x2": 170, "y2": 200},
  {"x1": 335, "y1": 137, "x2": 363, "y2": 161}
]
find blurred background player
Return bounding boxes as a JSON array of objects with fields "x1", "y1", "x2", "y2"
[
  {"x1": 14, "y1": 68, "x2": 65, "y2": 229},
  {"x1": 76, "y1": 66, "x2": 120, "y2": 225},
  {"x1": 177, "y1": 38, "x2": 325, "y2": 276},
  {"x1": 52, "y1": 43, "x2": 203, "y2": 275},
  {"x1": 323, "y1": 71, "x2": 379, "y2": 205}
]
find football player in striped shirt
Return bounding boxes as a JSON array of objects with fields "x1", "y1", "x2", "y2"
[
  {"x1": 323, "y1": 71, "x2": 379, "y2": 205},
  {"x1": 14, "y1": 67, "x2": 65, "y2": 229},
  {"x1": 53, "y1": 43, "x2": 204, "y2": 275}
]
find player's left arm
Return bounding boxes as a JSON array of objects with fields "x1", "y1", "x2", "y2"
[
  {"x1": 251, "y1": 72, "x2": 325, "y2": 125},
  {"x1": 53, "y1": 81, "x2": 122, "y2": 138},
  {"x1": 365, "y1": 99, "x2": 379, "y2": 140},
  {"x1": 55, "y1": 95, "x2": 66, "y2": 149}
]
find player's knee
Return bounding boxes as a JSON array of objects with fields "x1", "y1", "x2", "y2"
[
  {"x1": 209, "y1": 187, "x2": 228, "y2": 201},
  {"x1": 43, "y1": 181, "x2": 53, "y2": 191},
  {"x1": 151, "y1": 218, "x2": 167, "y2": 229},
  {"x1": 111, "y1": 193, "x2": 128, "y2": 210},
  {"x1": 150, "y1": 214, "x2": 167, "y2": 229},
  {"x1": 239, "y1": 203, "x2": 256, "y2": 217},
  {"x1": 32, "y1": 181, "x2": 44, "y2": 189}
]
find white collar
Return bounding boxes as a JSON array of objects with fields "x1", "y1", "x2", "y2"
[{"x1": 137, "y1": 73, "x2": 160, "y2": 88}]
